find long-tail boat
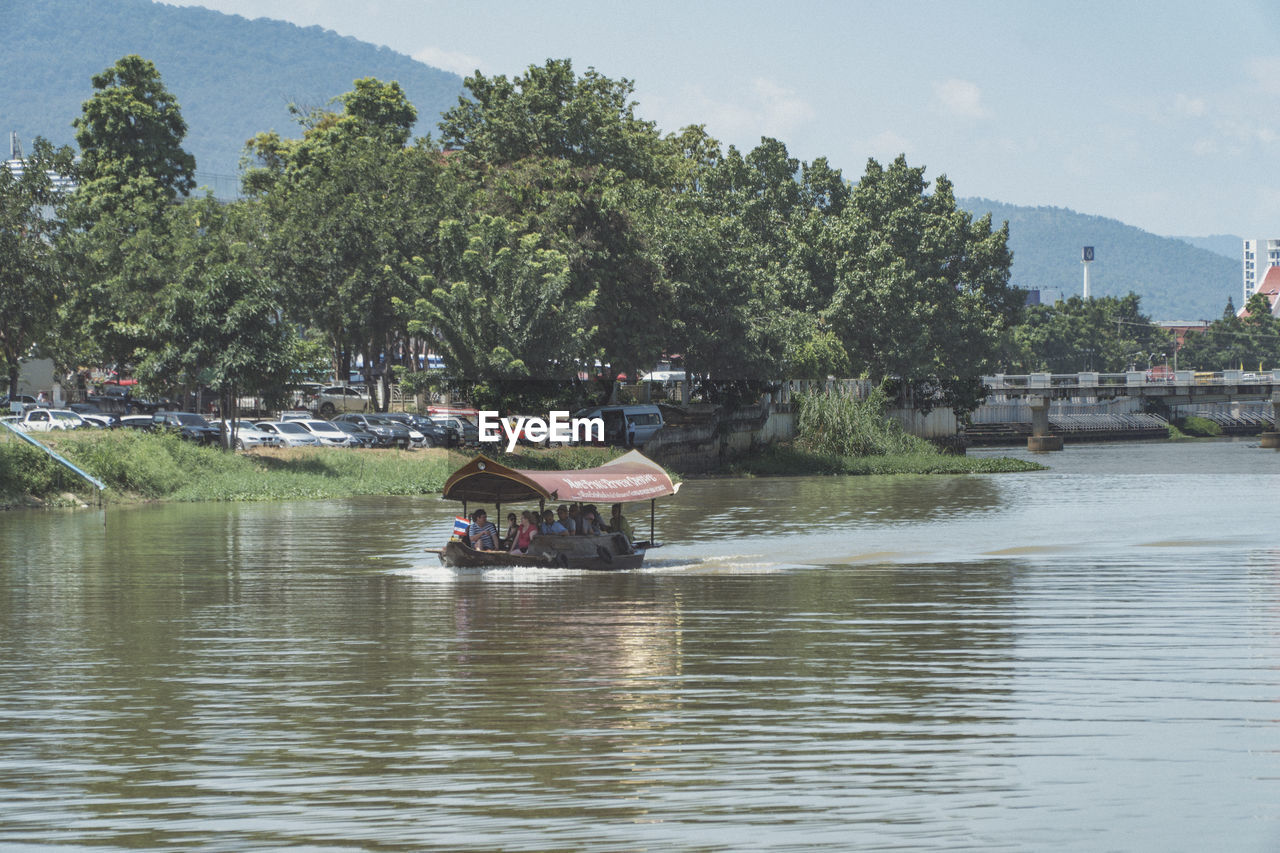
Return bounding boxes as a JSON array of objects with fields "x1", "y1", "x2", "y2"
[{"x1": 432, "y1": 450, "x2": 680, "y2": 571}]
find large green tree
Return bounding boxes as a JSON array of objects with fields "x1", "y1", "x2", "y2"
[
  {"x1": 0, "y1": 138, "x2": 77, "y2": 398},
  {"x1": 824, "y1": 156, "x2": 1021, "y2": 413},
  {"x1": 407, "y1": 215, "x2": 594, "y2": 381},
  {"x1": 137, "y1": 196, "x2": 296, "y2": 441},
  {"x1": 70, "y1": 54, "x2": 196, "y2": 226},
  {"x1": 439, "y1": 60, "x2": 674, "y2": 381},
  {"x1": 1010, "y1": 293, "x2": 1172, "y2": 373},
  {"x1": 246, "y1": 78, "x2": 443, "y2": 406},
  {"x1": 1177, "y1": 295, "x2": 1279, "y2": 371},
  {"x1": 60, "y1": 55, "x2": 197, "y2": 376}
]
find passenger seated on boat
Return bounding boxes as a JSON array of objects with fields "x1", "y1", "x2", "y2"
[
  {"x1": 580, "y1": 505, "x2": 604, "y2": 535},
  {"x1": 541, "y1": 509, "x2": 568, "y2": 536},
  {"x1": 503, "y1": 512, "x2": 519, "y2": 550},
  {"x1": 467, "y1": 509, "x2": 500, "y2": 552},
  {"x1": 606, "y1": 503, "x2": 634, "y2": 541},
  {"x1": 509, "y1": 511, "x2": 538, "y2": 554},
  {"x1": 557, "y1": 505, "x2": 577, "y2": 534}
]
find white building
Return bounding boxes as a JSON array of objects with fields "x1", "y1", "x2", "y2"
[{"x1": 1242, "y1": 237, "x2": 1280, "y2": 303}]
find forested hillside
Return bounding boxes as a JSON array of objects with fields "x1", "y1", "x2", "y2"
[
  {"x1": 961, "y1": 198, "x2": 1238, "y2": 321},
  {"x1": 1, "y1": 0, "x2": 462, "y2": 187}
]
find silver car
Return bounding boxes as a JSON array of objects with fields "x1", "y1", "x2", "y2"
[
  {"x1": 295, "y1": 419, "x2": 362, "y2": 447},
  {"x1": 224, "y1": 420, "x2": 283, "y2": 450},
  {"x1": 255, "y1": 421, "x2": 322, "y2": 447}
]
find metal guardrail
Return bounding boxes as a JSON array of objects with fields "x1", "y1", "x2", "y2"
[
  {"x1": 1, "y1": 420, "x2": 107, "y2": 501},
  {"x1": 984, "y1": 370, "x2": 1280, "y2": 392}
]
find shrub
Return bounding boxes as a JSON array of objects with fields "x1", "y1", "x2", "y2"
[
  {"x1": 1175, "y1": 415, "x2": 1222, "y2": 438},
  {"x1": 794, "y1": 388, "x2": 934, "y2": 457}
]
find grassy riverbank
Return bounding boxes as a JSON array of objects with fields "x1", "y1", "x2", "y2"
[
  {"x1": 0, "y1": 430, "x2": 640, "y2": 508},
  {"x1": 725, "y1": 443, "x2": 1044, "y2": 476},
  {"x1": 730, "y1": 390, "x2": 1046, "y2": 477},
  {"x1": 1, "y1": 424, "x2": 1035, "y2": 510}
]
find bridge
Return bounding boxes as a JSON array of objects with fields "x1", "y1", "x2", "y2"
[{"x1": 982, "y1": 370, "x2": 1280, "y2": 450}]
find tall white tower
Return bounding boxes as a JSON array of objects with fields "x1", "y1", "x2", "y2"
[{"x1": 1082, "y1": 246, "x2": 1094, "y2": 299}]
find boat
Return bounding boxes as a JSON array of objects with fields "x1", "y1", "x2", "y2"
[{"x1": 432, "y1": 450, "x2": 680, "y2": 571}]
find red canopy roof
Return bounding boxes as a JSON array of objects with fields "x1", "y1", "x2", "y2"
[{"x1": 442, "y1": 450, "x2": 679, "y2": 504}]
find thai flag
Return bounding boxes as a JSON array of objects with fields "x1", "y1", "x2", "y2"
[{"x1": 453, "y1": 516, "x2": 470, "y2": 537}]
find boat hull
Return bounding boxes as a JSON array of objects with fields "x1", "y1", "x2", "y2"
[{"x1": 437, "y1": 533, "x2": 643, "y2": 571}]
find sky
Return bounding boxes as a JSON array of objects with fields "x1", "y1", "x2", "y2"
[{"x1": 162, "y1": 0, "x2": 1280, "y2": 239}]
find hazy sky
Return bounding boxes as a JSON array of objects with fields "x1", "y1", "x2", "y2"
[{"x1": 164, "y1": 0, "x2": 1280, "y2": 238}]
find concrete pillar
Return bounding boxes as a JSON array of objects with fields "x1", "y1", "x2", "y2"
[
  {"x1": 1027, "y1": 395, "x2": 1063, "y2": 451},
  {"x1": 1263, "y1": 389, "x2": 1280, "y2": 448}
]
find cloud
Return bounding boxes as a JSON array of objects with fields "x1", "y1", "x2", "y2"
[
  {"x1": 933, "y1": 79, "x2": 989, "y2": 118},
  {"x1": 412, "y1": 46, "x2": 485, "y2": 77},
  {"x1": 867, "y1": 130, "x2": 913, "y2": 161},
  {"x1": 639, "y1": 77, "x2": 815, "y2": 144},
  {"x1": 1174, "y1": 93, "x2": 1207, "y2": 117},
  {"x1": 1247, "y1": 57, "x2": 1280, "y2": 96}
]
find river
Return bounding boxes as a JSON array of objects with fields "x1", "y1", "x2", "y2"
[{"x1": 2, "y1": 439, "x2": 1278, "y2": 850}]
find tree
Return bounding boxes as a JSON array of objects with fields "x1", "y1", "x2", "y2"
[
  {"x1": 823, "y1": 156, "x2": 1021, "y2": 413},
  {"x1": 439, "y1": 58, "x2": 665, "y2": 182},
  {"x1": 60, "y1": 55, "x2": 198, "y2": 375},
  {"x1": 1177, "y1": 295, "x2": 1280, "y2": 371},
  {"x1": 136, "y1": 196, "x2": 296, "y2": 443},
  {"x1": 247, "y1": 78, "x2": 441, "y2": 405},
  {"x1": 406, "y1": 215, "x2": 595, "y2": 384},
  {"x1": 439, "y1": 61, "x2": 675, "y2": 381},
  {"x1": 70, "y1": 54, "x2": 196, "y2": 225},
  {"x1": 0, "y1": 138, "x2": 76, "y2": 397},
  {"x1": 1010, "y1": 293, "x2": 1171, "y2": 373}
]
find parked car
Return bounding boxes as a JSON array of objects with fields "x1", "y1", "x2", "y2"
[
  {"x1": 328, "y1": 419, "x2": 379, "y2": 448},
  {"x1": 285, "y1": 382, "x2": 325, "y2": 410},
  {"x1": 381, "y1": 412, "x2": 455, "y2": 447},
  {"x1": 312, "y1": 385, "x2": 370, "y2": 416},
  {"x1": 69, "y1": 403, "x2": 120, "y2": 428},
  {"x1": 223, "y1": 420, "x2": 283, "y2": 450},
  {"x1": 295, "y1": 419, "x2": 362, "y2": 447},
  {"x1": 571, "y1": 403, "x2": 664, "y2": 447},
  {"x1": 119, "y1": 414, "x2": 157, "y2": 430},
  {"x1": 254, "y1": 421, "x2": 322, "y2": 447},
  {"x1": 332, "y1": 413, "x2": 411, "y2": 448},
  {"x1": 431, "y1": 415, "x2": 478, "y2": 445},
  {"x1": 16, "y1": 408, "x2": 87, "y2": 431},
  {"x1": 1, "y1": 394, "x2": 39, "y2": 412},
  {"x1": 152, "y1": 411, "x2": 221, "y2": 444},
  {"x1": 365, "y1": 413, "x2": 426, "y2": 447}
]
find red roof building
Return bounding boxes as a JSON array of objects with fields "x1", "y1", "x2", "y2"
[{"x1": 1238, "y1": 266, "x2": 1280, "y2": 318}]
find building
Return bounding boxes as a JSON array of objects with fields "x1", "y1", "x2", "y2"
[
  {"x1": 1242, "y1": 237, "x2": 1280, "y2": 303},
  {"x1": 1238, "y1": 265, "x2": 1280, "y2": 318}
]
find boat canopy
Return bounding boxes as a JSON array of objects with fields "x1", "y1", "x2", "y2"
[{"x1": 442, "y1": 450, "x2": 680, "y2": 504}]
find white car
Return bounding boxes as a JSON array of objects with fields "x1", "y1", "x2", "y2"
[
  {"x1": 18, "y1": 408, "x2": 87, "y2": 431},
  {"x1": 224, "y1": 420, "x2": 283, "y2": 450},
  {"x1": 255, "y1": 421, "x2": 322, "y2": 447},
  {"x1": 295, "y1": 419, "x2": 362, "y2": 447}
]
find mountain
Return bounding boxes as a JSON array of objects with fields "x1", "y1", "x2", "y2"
[
  {"x1": 1171, "y1": 234, "x2": 1242, "y2": 260},
  {"x1": 1, "y1": 0, "x2": 463, "y2": 192},
  {"x1": 961, "y1": 198, "x2": 1239, "y2": 321}
]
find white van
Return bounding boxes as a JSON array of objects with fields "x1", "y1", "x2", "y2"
[{"x1": 573, "y1": 404, "x2": 664, "y2": 447}]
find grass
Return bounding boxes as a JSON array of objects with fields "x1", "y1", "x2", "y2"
[
  {"x1": 0, "y1": 431, "x2": 636, "y2": 507},
  {"x1": 751, "y1": 390, "x2": 1044, "y2": 477},
  {"x1": 1, "y1": 430, "x2": 458, "y2": 505},
  {"x1": 725, "y1": 443, "x2": 1045, "y2": 477}
]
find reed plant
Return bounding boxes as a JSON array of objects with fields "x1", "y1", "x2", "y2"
[{"x1": 794, "y1": 388, "x2": 934, "y2": 457}]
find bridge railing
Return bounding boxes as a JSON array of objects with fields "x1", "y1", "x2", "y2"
[{"x1": 984, "y1": 369, "x2": 1280, "y2": 392}]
